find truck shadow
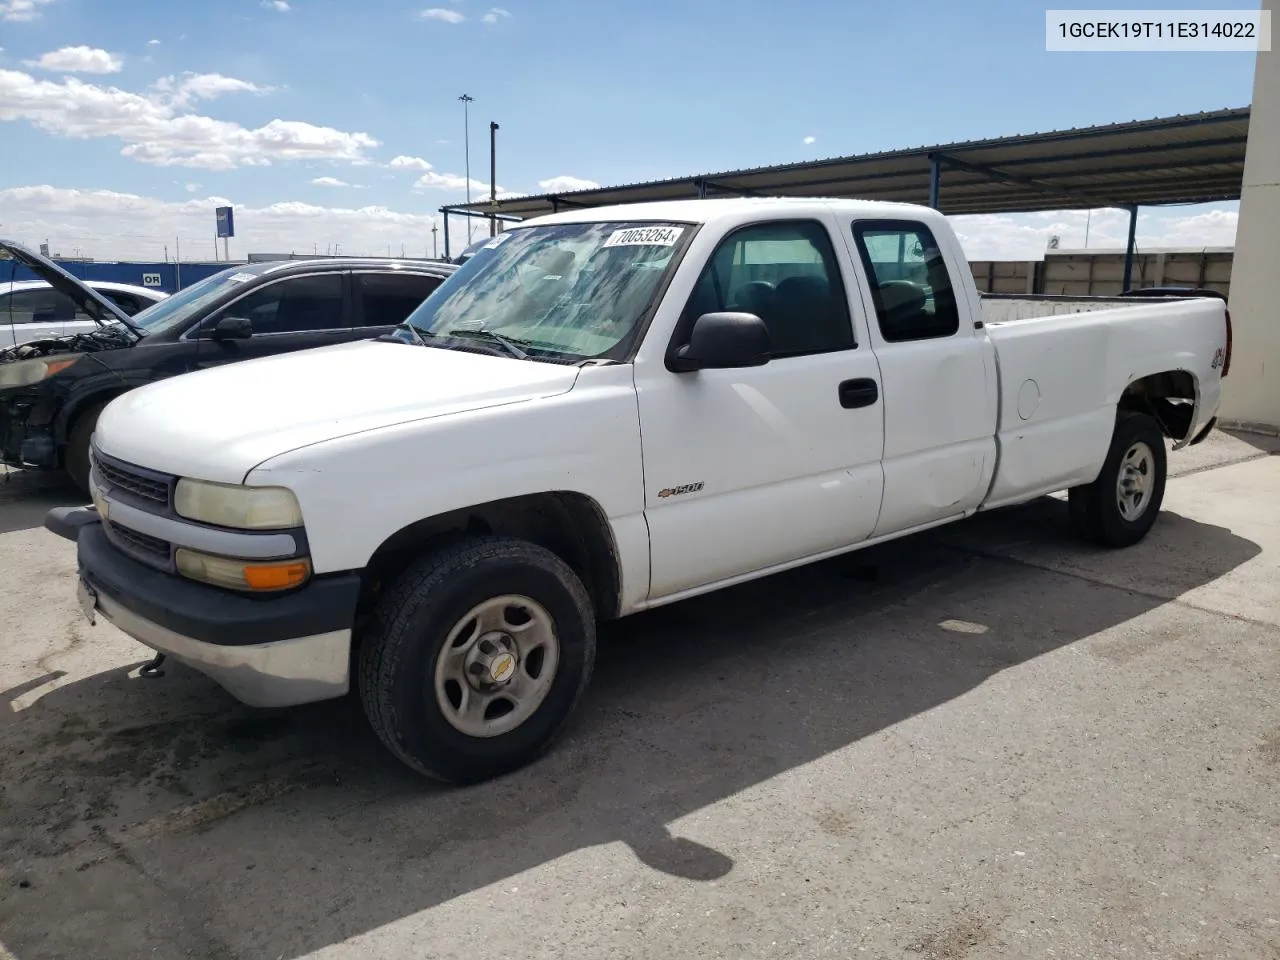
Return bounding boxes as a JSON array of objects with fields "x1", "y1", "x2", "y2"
[
  {"x1": 0, "y1": 468, "x2": 82, "y2": 536},
  {"x1": 0, "y1": 498, "x2": 1263, "y2": 959}
]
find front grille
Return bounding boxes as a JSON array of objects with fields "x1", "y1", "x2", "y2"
[
  {"x1": 103, "y1": 519, "x2": 172, "y2": 569},
  {"x1": 92, "y1": 449, "x2": 171, "y2": 508}
]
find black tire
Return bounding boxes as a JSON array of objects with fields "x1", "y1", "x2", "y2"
[
  {"x1": 358, "y1": 535, "x2": 596, "y2": 784},
  {"x1": 1068, "y1": 411, "x2": 1167, "y2": 548},
  {"x1": 65, "y1": 401, "x2": 107, "y2": 494}
]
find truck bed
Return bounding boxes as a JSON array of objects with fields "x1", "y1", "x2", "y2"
[{"x1": 978, "y1": 294, "x2": 1228, "y2": 510}]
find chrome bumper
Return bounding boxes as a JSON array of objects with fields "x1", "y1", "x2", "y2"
[{"x1": 94, "y1": 590, "x2": 352, "y2": 708}]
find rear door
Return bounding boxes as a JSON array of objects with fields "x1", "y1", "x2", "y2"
[
  {"x1": 841, "y1": 217, "x2": 996, "y2": 536},
  {"x1": 352, "y1": 271, "x2": 448, "y2": 335},
  {"x1": 192, "y1": 271, "x2": 355, "y2": 370}
]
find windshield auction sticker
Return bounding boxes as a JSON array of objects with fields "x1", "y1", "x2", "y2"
[{"x1": 603, "y1": 226, "x2": 685, "y2": 248}]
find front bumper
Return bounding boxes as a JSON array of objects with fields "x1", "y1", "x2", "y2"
[{"x1": 48, "y1": 508, "x2": 362, "y2": 708}]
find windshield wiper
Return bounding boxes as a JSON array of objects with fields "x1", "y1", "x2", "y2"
[
  {"x1": 446, "y1": 328, "x2": 530, "y2": 361},
  {"x1": 382, "y1": 321, "x2": 439, "y2": 347}
]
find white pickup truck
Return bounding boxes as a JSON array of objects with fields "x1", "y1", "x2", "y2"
[{"x1": 46, "y1": 198, "x2": 1232, "y2": 784}]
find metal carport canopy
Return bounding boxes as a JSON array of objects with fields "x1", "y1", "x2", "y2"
[{"x1": 450, "y1": 106, "x2": 1249, "y2": 221}]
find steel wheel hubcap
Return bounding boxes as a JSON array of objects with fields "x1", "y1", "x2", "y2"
[
  {"x1": 1116, "y1": 440, "x2": 1155, "y2": 522},
  {"x1": 434, "y1": 595, "x2": 560, "y2": 738}
]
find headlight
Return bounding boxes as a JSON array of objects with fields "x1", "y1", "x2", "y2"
[
  {"x1": 174, "y1": 478, "x2": 303, "y2": 529},
  {"x1": 175, "y1": 548, "x2": 311, "y2": 592},
  {"x1": 0, "y1": 355, "x2": 81, "y2": 389}
]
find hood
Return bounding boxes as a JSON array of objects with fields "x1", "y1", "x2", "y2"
[
  {"x1": 93, "y1": 339, "x2": 583, "y2": 483},
  {"x1": 0, "y1": 239, "x2": 138, "y2": 333}
]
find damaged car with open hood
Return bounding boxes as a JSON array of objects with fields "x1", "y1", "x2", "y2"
[{"x1": 1, "y1": 239, "x2": 456, "y2": 491}]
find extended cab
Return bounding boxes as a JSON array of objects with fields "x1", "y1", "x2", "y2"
[{"x1": 45, "y1": 198, "x2": 1231, "y2": 784}]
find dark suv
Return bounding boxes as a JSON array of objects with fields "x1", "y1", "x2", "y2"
[{"x1": 0, "y1": 242, "x2": 456, "y2": 491}]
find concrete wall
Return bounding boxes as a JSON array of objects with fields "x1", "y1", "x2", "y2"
[
  {"x1": 970, "y1": 248, "x2": 1234, "y2": 298},
  {"x1": 1221, "y1": 0, "x2": 1280, "y2": 432}
]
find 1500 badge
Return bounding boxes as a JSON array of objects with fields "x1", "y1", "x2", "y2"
[
  {"x1": 657, "y1": 482, "x2": 705, "y2": 499},
  {"x1": 1211, "y1": 348, "x2": 1225, "y2": 370}
]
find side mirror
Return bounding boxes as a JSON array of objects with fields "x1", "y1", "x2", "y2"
[
  {"x1": 210, "y1": 316, "x2": 253, "y2": 341},
  {"x1": 672, "y1": 312, "x2": 771, "y2": 372}
]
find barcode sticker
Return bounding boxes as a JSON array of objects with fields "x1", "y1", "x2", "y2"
[{"x1": 602, "y1": 226, "x2": 684, "y2": 249}]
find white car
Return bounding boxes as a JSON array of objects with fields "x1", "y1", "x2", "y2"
[
  {"x1": 1, "y1": 279, "x2": 168, "y2": 348},
  {"x1": 48, "y1": 197, "x2": 1231, "y2": 784}
]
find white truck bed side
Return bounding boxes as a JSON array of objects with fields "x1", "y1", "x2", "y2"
[{"x1": 981, "y1": 297, "x2": 1226, "y2": 509}]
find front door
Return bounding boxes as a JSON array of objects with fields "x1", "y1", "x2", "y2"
[
  {"x1": 193, "y1": 272, "x2": 359, "y2": 369},
  {"x1": 637, "y1": 216, "x2": 886, "y2": 601},
  {"x1": 351, "y1": 271, "x2": 448, "y2": 335}
]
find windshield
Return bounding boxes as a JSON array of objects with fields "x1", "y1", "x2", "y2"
[
  {"x1": 402, "y1": 220, "x2": 693, "y2": 362},
  {"x1": 129, "y1": 267, "x2": 262, "y2": 335}
]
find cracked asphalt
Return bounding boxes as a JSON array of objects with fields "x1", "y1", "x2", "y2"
[{"x1": 1, "y1": 429, "x2": 1278, "y2": 960}]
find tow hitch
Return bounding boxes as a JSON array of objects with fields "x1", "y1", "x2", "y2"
[{"x1": 139, "y1": 653, "x2": 166, "y2": 679}]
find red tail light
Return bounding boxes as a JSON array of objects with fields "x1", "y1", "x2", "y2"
[{"x1": 1223, "y1": 308, "x2": 1232, "y2": 378}]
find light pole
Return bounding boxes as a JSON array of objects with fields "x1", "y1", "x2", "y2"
[
  {"x1": 489, "y1": 121, "x2": 499, "y2": 238},
  {"x1": 459, "y1": 93, "x2": 475, "y2": 244}
]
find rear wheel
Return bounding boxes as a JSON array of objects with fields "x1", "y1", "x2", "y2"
[
  {"x1": 358, "y1": 535, "x2": 596, "y2": 784},
  {"x1": 1068, "y1": 411, "x2": 1167, "y2": 548},
  {"x1": 65, "y1": 401, "x2": 107, "y2": 494}
]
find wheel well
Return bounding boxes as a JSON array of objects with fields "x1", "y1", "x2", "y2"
[
  {"x1": 61, "y1": 391, "x2": 123, "y2": 444},
  {"x1": 1118, "y1": 370, "x2": 1197, "y2": 441},
  {"x1": 358, "y1": 492, "x2": 623, "y2": 625}
]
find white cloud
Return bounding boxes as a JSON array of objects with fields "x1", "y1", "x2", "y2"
[
  {"x1": 263, "y1": 0, "x2": 290, "y2": 9},
  {"x1": 0, "y1": 67, "x2": 379, "y2": 170},
  {"x1": 26, "y1": 46, "x2": 123, "y2": 74},
  {"x1": 311, "y1": 176, "x2": 349, "y2": 187},
  {"x1": 147, "y1": 39, "x2": 162, "y2": 45},
  {"x1": 803, "y1": 135, "x2": 816, "y2": 145},
  {"x1": 152, "y1": 71, "x2": 270, "y2": 107},
  {"x1": 1, "y1": 0, "x2": 56, "y2": 22},
  {"x1": 389, "y1": 154, "x2": 433, "y2": 171},
  {"x1": 537, "y1": 175, "x2": 599, "y2": 193},
  {"x1": 0, "y1": 183, "x2": 452, "y2": 260},
  {"x1": 482, "y1": 7, "x2": 511, "y2": 23},
  {"x1": 185, "y1": 182, "x2": 200, "y2": 193},
  {"x1": 421, "y1": 7, "x2": 464, "y2": 23},
  {"x1": 415, "y1": 171, "x2": 503, "y2": 193}
]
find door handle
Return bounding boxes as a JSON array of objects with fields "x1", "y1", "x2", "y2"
[{"x1": 838, "y1": 378, "x2": 879, "y2": 409}]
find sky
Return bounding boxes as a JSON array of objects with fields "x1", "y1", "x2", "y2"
[{"x1": 0, "y1": 0, "x2": 1259, "y2": 262}]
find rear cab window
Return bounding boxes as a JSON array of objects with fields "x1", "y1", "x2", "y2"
[{"x1": 851, "y1": 220, "x2": 961, "y2": 342}]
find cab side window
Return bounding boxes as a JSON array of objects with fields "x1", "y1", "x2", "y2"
[
  {"x1": 219, "y1": 274, "x2": 345, "y2": 335},
  {"x1": 681, "y1": 220, "x2": 855, "y2": 358},
  {"x1": 852, "y1": 221, "x2": 960, "y2": 342}
]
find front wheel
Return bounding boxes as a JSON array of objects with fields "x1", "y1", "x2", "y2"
[
  {"x1": 65, "y1": 401, "x2": 108, "y2": 494},
  {"x1": 1068, "y1": 411, "x2": 1167, "y2": 548},
  {"x1": 358, "y1": 535, "x2": 596, "y2": 784}
]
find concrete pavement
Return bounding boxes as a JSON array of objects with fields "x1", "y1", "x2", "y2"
[{"x1": 0, "y1": 432, "x2": 1277, "y2": 959}]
